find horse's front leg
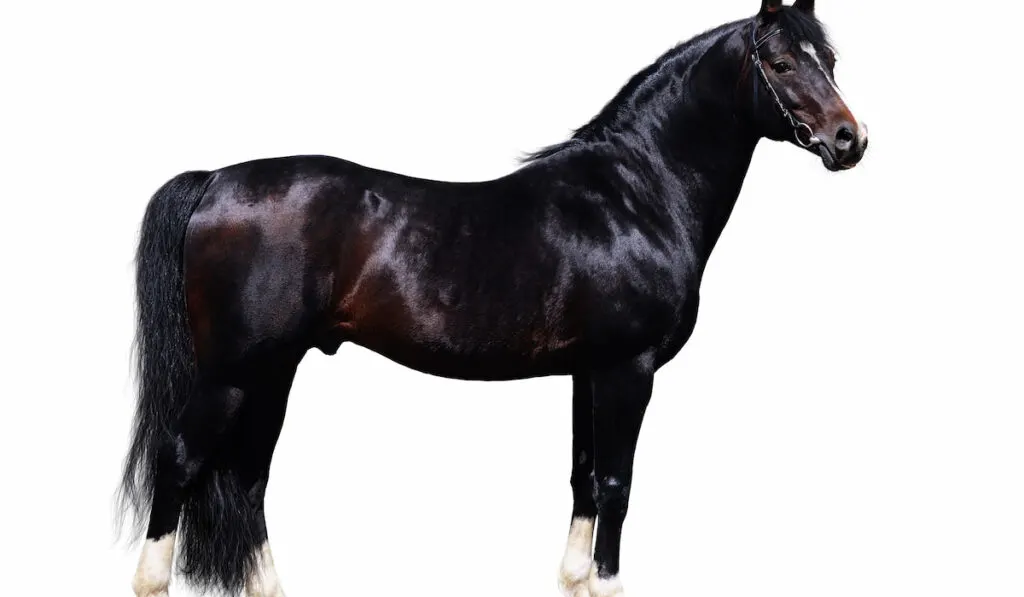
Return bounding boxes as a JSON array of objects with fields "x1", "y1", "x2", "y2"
[
  {"x1": 559, "y1": 373, "x2": 598, "y2": 597},
  {"x1": 588, "y1": 357, "x2": 655, "y2": 597}
]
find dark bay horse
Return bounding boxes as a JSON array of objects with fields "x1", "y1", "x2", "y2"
[{"x1": 120, "y1": 1, "x2": 867, "y2": 595}]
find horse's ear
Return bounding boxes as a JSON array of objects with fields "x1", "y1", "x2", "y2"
[
  {"x1": 794, "y1": 0, "x2": 815, "y2": 13},
  {"x1": 760, "y1": 0, "x2": 783, "y2": 15}
]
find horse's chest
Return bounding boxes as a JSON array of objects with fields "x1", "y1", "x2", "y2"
[{"x1": 582, "y1": 270, "x2": 698, "y2": 362}]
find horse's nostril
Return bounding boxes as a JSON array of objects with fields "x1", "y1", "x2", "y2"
[{"x1": 836, "y1": 126, "x2": 855, "y2": 147}]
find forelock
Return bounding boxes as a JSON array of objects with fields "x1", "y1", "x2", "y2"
[{"x1": 776, "y1": 7, "x2": 833, "y2": 54}]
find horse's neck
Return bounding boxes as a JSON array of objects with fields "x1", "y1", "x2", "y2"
[
  {"x1": 602, "y1": 26, "x2": 760, "y2": 264},
  {"x1": 665, "y1": 121, "x2": 759, "y2": 264}
]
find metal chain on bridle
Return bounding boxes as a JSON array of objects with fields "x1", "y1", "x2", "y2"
[{"x1": 750, "y1": 23, "x2": 821, "y2": 149}]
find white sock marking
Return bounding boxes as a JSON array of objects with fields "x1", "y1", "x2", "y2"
[
  {"x1": 588, "y1": 565, "x2": 625, "y2": 597},
  {"x1": 132, "y1": 533, "x2": 176, "y2": 597},
  {"x1": 559, "y1": 517, "x2": 595, "y2": 596},
  {"x1": 246, "y1": 541, "x2": 286, "y2": 597}
]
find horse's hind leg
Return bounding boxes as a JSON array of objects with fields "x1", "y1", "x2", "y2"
[
  {"x1": 132, "y1": 382, "x2": 245, "y2": 597},
  {"x1": 232, "y1": 360, "x2": 300, "y2": 597},
  {"x1": 559, "y1": 373, "x2": 598, "y2": 597}
]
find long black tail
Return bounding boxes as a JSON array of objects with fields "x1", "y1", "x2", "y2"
[{"x1": 117, "y1": 170, "x2": 212, "y2": 537}]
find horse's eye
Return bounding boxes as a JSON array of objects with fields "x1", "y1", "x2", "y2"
[{"x1": 771, "y1": 61, "x2": 794, "y2": 74}]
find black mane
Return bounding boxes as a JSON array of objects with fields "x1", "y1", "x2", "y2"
[{"x1": 521, "y1": 7, "x2": 831, "y2": 164}]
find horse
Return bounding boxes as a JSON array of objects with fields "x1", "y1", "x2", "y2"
[{"x1": 118, "y1": 1, "x2": 867, "y2": 595}]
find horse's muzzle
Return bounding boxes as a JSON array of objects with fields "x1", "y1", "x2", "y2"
[{"x1": 823, "y1": 121, "x2": 868, "y2": 171}]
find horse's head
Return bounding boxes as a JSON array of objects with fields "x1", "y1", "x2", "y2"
[{"x1": 748, "y1": 0, "x2": 867, "y2": 171}]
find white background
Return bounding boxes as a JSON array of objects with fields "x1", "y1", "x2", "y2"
[{"x1": 2, "y1": 1, "x2": 1022, "y2": 596}]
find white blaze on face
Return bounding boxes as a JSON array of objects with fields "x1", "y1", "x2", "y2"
[
  {"x1": 799, "y1": 41, "x2": 841, "y2": 94},
  {"x1": 132, "y1": 533, "x2": 176, "y2": 597},
  {"x1": 559, "y1": 516, "x2": 595, "y2": 596},
  {"x1": 246, "y1": 542, "x2": 286, "y2": 597},
  {"x1": 799, "y1": 41, "x2": 867, "y2": 143}
]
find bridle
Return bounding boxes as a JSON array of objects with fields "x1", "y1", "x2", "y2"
[{"x1": 750, "y1": 24, "x2": 821, "y2": 149}]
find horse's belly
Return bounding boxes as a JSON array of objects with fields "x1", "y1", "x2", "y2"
[
  {"x1": 326, "y1": 254, "x2": 580, "y2": 380},
  {"x1": 345, "y1": 329, "x2": 580, "y2": 381}
]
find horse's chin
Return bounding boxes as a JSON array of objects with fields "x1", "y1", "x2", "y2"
[
  {"x1": 818, "y1": 145, "x2": 859, "y2": 172},
  {"x1": 815, "y1": 145, "x2": 833, "y2": 170}
]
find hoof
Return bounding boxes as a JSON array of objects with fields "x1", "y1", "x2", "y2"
[
  {"x1": 246, "y1": 582, "x2": 286, "y2": 597},
  {"x1": 131, "y1": 580, "x2": 169, "y2": 597},
  {"x1": 246, "y1": 542, "x2": 286, "y2": 597},
  {"x1": 565, "y1": 581, "x2": 592, "y2": 597},
  {"x1": 559, "y1": 541, "x2": 593, "y2": 596}
]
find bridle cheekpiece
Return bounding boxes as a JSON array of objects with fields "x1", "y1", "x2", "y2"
[{"x1": 750, "y1": 23, "x2": 821, "y2": 149}]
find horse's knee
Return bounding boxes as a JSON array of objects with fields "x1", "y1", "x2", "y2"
[
  {"x1": 593, "y1": 475, "x2": 630, "y2": 516},
  {"x1": 570, "y1": 468, "x2": 593, "y2": 493}
]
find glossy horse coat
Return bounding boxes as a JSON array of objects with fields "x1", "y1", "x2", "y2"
[{"x1": 119, "y1": 2, "x2": 867, "y2": 596}]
